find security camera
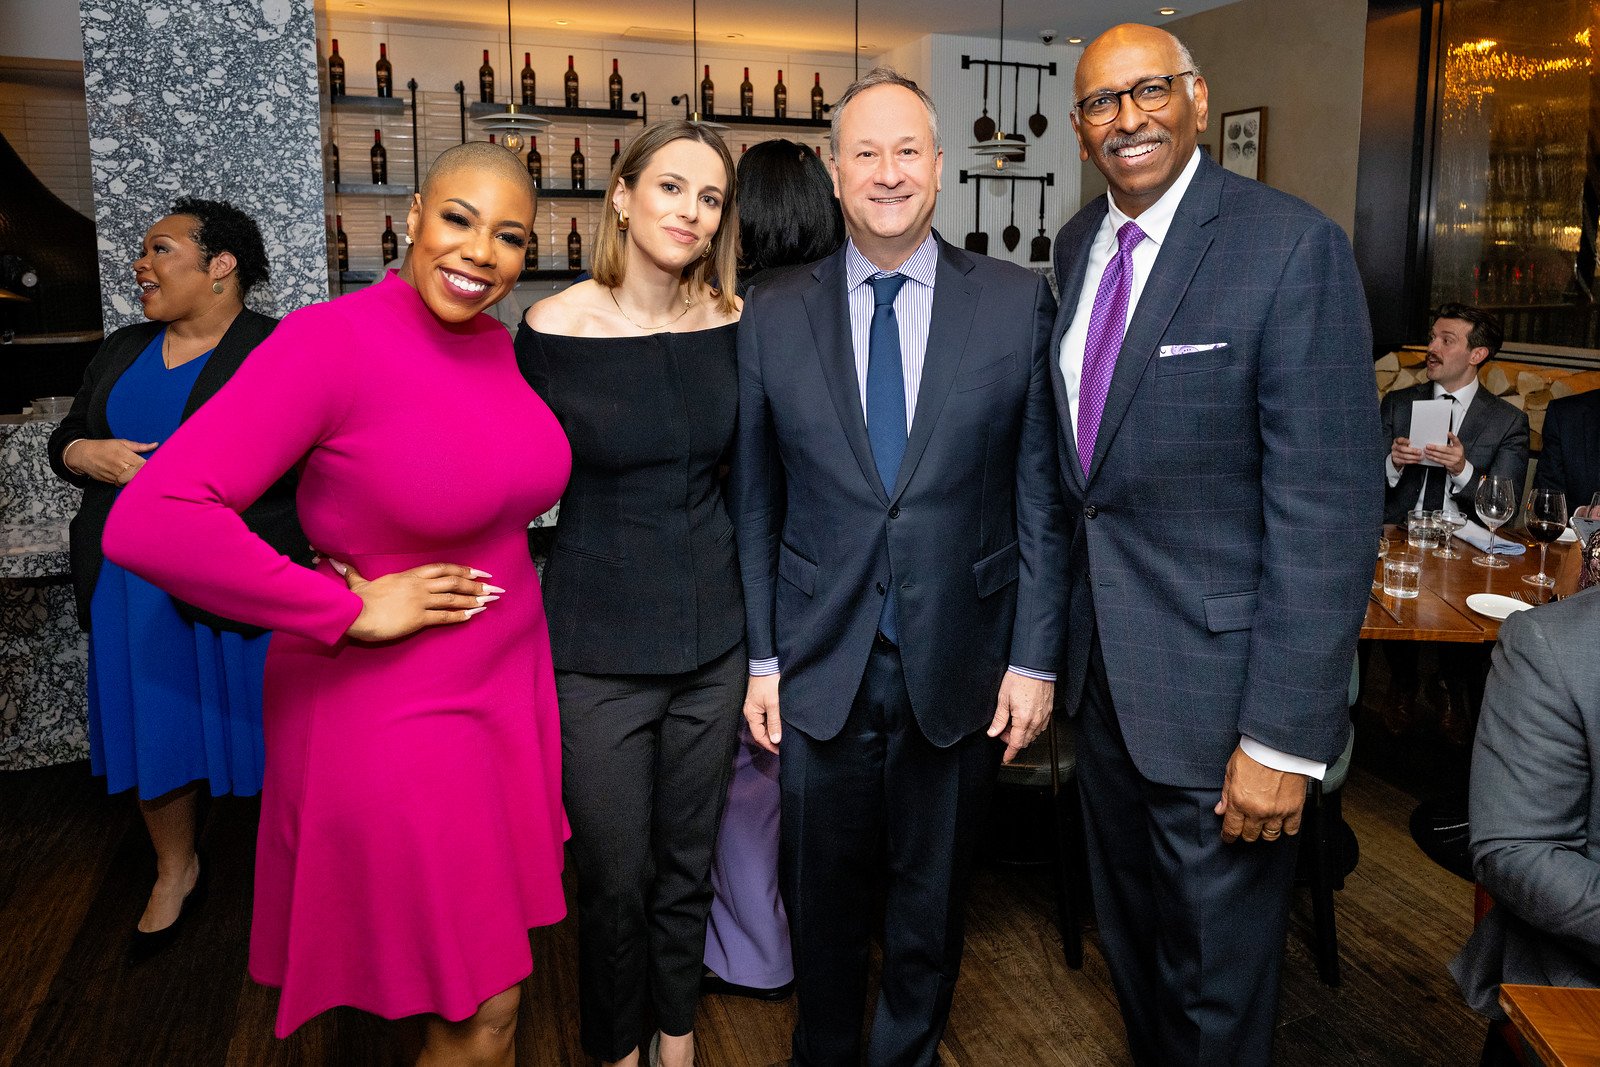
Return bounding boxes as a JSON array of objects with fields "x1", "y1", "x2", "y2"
[{"x1": 1039, "y1": 29, "x2": 1056, "y2": 45}]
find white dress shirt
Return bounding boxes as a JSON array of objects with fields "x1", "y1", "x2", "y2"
[
  {"x1": 1058, "y1": 148, "x2": 1325, "y2": 781},
  {"x1": 1385, "y1": 377, "x2": 1480, "y2": 517}
]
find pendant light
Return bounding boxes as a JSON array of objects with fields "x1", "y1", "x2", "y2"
[
  {"x1": 472, "y1": 0, "x2": 549, "y2": 152},
  {"x1": 674, "y1": 0, "x2": 729, "y2": 129},
  {"x1": 968, "y1": 0, "x2": 1027, "y2": 170}
]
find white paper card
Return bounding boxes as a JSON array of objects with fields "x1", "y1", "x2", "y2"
[{"x1": 1408, "y1": 399, "x2": 1452, "y2": 468}]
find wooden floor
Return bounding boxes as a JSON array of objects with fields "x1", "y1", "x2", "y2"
[{"x1": 0, "y1": 714, "x2": 1487, "y2": 1067}]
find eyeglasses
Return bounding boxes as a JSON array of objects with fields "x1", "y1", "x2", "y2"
[{"x1": 1075, "y1": 71, "x2": 1196, "y2": 126}]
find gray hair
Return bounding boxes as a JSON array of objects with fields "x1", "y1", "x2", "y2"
[
  {"x1": 828, "y1": 67, "x2": 941, "y2": 160},
  {"x1": 1174, "y1": 36, "x2": 1201, "y2": 80}
]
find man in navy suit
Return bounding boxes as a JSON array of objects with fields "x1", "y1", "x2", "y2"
[
  {"x1": 1536, "y1": 389, "x2": 1600, "y2": 515},
  {"x1": 731, "y1": 67, "x2": 1065, "y2": 1066},
  {"x1": 1050, "y1": 25, "x2": 1381, "y2": 1064}
]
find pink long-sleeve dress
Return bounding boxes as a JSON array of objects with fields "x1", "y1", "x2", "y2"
[{"x1": 103, "y1": 271, "x2": 572, "y2": 1037}]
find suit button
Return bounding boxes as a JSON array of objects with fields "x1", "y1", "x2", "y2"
[
  {"x1": 876, "y1": 582, "x2": 886, "y2": 595},
  {"x1": 1085, "y1": 505, "x2": 1098, "y2": 519},
  {"x1": 888, "y1": 505, "x2": 900, "y2": 519}
]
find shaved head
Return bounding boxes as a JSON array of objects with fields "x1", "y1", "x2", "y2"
[{"x1": 421, "y1": 141, "x2": 537, "y2": 207}]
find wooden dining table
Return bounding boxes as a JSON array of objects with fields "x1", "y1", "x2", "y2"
[
  {"x1": 1499, "y1": 983, "x2": 1600, "y2": 1066},
  {"x1": 1361, "y1": 524, "x2": 1584, "y2": 643}
]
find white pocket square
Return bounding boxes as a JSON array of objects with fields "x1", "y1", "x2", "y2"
[{"x1": 1158, "y1": 342, "x2": 1229, "y2": 357}]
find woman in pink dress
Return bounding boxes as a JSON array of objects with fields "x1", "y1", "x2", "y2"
[{"x1": 103, "y1": 142, "x2": 569, "y2": 1064}]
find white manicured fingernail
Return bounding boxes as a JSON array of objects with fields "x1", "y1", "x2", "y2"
[
  {"x1": 463, "y1": 606, "x2": 486, "y2": 618},
  {"x1": 476, "y1": 595, "x2": 499, "y2": 605},
  {"x1": 469, "y1": 569, "x2": 493, "y2": 578},
  {"x1": 481, "y1": 584, "x2": 506, "y2": 594},
  {"x1": 330, "y1": 559, "x2": 349, "y2": 576}
]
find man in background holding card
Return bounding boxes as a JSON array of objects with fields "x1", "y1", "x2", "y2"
[{"x1": 1381, "y1": 303, "x2": 1529, "y2": 526}]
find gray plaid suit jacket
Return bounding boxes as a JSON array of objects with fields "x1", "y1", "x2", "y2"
[{"x1": 1048, "y1": 153, "x2": 1384, "y2": 787}]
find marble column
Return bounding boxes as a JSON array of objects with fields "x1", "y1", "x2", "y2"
[{"x1": 80, "y1": 0, "x2": 327, "y2": 329}]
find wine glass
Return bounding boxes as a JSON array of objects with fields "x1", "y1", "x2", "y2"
[
  {"x1": 1432, "y1": 509, "x2": 1466, "y2": 559},
  {"x1": 1522, "y1": 487, "x2": 1568, "y2": 588},
  {"x1": 1473, "y1": 474, "x2": 1516, "y2": 569}
]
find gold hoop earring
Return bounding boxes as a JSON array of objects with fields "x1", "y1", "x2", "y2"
[
  {"x1": 617, "y1": 209, "x2": 629, "y2": 233},
  {"x1": 701, "y1": 243, "x2": 712, "y2": 259},
  {"x1": 212, "y1": 280, "x2": 225, "y2": 294}
]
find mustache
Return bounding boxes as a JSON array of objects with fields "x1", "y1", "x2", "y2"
[{"x1": 1101, "y1": 131, "x2": 1171, "y2": 156}]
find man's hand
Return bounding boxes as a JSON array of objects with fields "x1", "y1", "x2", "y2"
[
  {"x1": 1214, "y1": 744, "x2": 1307, "y2": 844},
  {"x1": 1422, "y1": 431, "x2": 1467, "y2": 477},
  {"x1": 1389, "y1": 435, "x2": 1423, "y2": 470},
  {"x1": 988, "y1": 672, "x2": 1054, "y2": 764},
  {"x1": 744, "y1": 672, "x2": 782, "y2": 754}
]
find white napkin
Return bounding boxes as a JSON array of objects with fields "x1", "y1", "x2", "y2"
[{"x1": 1454, "y1": 520, "x2": 1526, "y2": 555}]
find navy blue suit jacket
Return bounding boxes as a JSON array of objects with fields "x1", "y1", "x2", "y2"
[
  {"x1": 1535, "y1": 389, "x2": 1600, "y2": 510},
  {"x1": 731, "y1": 236, "x2": 1066, "y2": 747},
  {"x1": 1049, "y1": 155, "x2": 1383, "y2": 787}
]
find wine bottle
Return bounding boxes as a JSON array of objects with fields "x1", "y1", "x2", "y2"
[
  {"x1": 740, "y1": 67, "x2": 754, "y2": 117},
  {"x1": 521, "y1": 52, "x2": 536, "y2": 106},
  {"x1": 774, "y1": 69, "x2": 787, "y2": 119},
  {"x1": 370, "y1": 129, "x2": 387, "y2": 184},
  {"x1": 327, "y1": 136, "x2": 340, "y2": 184},
  {"x1": 381, "y1": 215, "x2": 398, "y2": 263},
  {"x1": 376, "y1": 42, "x2": 393, "y2": 98},
  {"x1": 609, "y1": 138, "x2": 621, "y2": 173},
  {"x1": 571, "y1": 137, "x2": 585, "y2": 190},
  {"x1": 811, "y1": 72, "x2": 824, "y2": 120},
  {"x1": 525, "y1": 229, "x2": 539, "y2": 273},
  {"x1": 567, "y1": 218, "x2": 582, "y2": 269},
  {"x1": 527, "y1": 136, "x2": 542, "y2": 188},
  {"x1": 700, "y1": 64, "x2": 715, "y2": 118},
  {"x1": 608, "y1": 58, "x2": 623, "y2": 111},
  {"x1": 564, "y1": 55, "x2": 579, "y2": 108},
  {"x1": 479, "y1": 49, "x2": 495, "y2": 103},
  {"x1": 328, "y1": 39, "x2": 345, "y2": 97},
  {"x1": 335, "y1": 214, "x2": 349, "y2": 272}
]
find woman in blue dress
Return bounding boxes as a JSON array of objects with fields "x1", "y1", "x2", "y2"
[{"x1": 48, "y1": 198, "x2": 309, "y2": 956}]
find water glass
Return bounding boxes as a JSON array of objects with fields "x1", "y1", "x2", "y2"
[
  {"x1": 1383, "y1": 548, "x2": 1422, "y2": 599},
  {"x1": 1432, "y1": 509, "x2": 1466, "y2": 559},
  {"x1": 1407, "y1": 513, "x2": 1440, "y2": 550}
]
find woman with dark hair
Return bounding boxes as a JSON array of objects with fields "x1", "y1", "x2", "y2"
[
  {"x1": 48, "y1": 197, "x2": 306, "y2": 956},
  {"x1": 515, "y1": 119, "x2": 742, "y2": 1067},
  {"x1": 701, "y1": 137, "x2": 844, "y2": 1003}
]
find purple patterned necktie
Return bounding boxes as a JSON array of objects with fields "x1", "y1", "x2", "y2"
[{"x1": 1076, "y1": 220, "x2": 1147, "y2": 477}]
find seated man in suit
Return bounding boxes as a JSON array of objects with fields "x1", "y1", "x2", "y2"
[
  {"x1": 1535, "y1": 389, "x2": 1600, "y2": 517},
  {"x1": 1382, "y1": 303, "x2": 1529, "y2": 527},
  {"x1": 1451, "y1": 585, "x2": 1600, "y2": 1063}
]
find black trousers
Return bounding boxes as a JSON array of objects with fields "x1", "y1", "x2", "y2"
[
  {"x1": 557, "y1": 644, "x2": 745, "y2": 1061},
  {"x1": 780, "y1": 639, "x2": 1000, "y2": 1067},
  {"x1": 1076, "y1": 644, "x2": 1299, "y2": 1067}
]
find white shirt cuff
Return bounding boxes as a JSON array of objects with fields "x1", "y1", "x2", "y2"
[
  {"x1": 1007, "y1": 665, "x2": 1056, "y2": 682},
  {"x1": 1449, "y1": 460, "x2": 1475, "y2": 493},
  {"x1": 748, "y1": 657, "x2": 780, "y2": 677},
  {"x1": 1240, "y1": 736, "x2": 1327, "y2": 781},
  {"x1": 1384, "y1": 455, "x2": 1402, "y2": 486}
]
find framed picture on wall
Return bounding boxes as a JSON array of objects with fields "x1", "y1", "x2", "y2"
[{"x1": 1220, "y1": 107, "x2": 1265, "y2": 181}]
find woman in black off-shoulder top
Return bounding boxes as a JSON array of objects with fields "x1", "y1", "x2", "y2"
[{"x1": 513, "y1": 119, "x2": 743, "y2": 1067}]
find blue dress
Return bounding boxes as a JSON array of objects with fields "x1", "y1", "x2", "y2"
[{"x1": 87, "y1": 332, "x2": 270, "y2": 799}]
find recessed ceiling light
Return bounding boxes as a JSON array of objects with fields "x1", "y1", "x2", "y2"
[
  {"x1": 858, "y1": 43, "x2": 874, "y2": 50},
  {"x1": 1157, "y1": 6, "x2": 1178, "y2": 14},
  {"x1": 1067, "y1": 36, "x2": 1082, "y2": 43},
  {"x1": 552, "y1": 18, "x2": 571, "y2": 25},
  {"x1": 349, "y1": 1, "x2": 368, "y2": 6},
  {"x1": 724, "y1": 33, "x2": 743, "y2": 39}
]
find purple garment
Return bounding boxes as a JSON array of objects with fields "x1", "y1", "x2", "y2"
[
  {"x1": 705, "y1": 723, "x2": 793, "y2": 988},
  {"x1": 1075, "y1": 220, "x2": 1146, "y2": 476}
]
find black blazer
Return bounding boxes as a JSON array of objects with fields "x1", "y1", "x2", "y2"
[
  {"x1": 47, "y1": 309, "x2": 312, "y2": 634},
  {"x1": 515, "y1": 321, "x2": 743, "y2": 675},
  {"x1": 731, "y1": 237, "x2": 1065, "y2": 748},
  {"x1": 1380, "y1": 381, "x2": 1530, "y2": 526},
  {"x1": 1535, "y1": 389, "x2": 1600, "y2": 509}
]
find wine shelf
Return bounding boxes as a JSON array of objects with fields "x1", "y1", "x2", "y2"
[
  {"x1": 522, "y1": 269, "x2": 584, "y2": 281},
  {"x1": 701, "y1": 114, "x2": 829, "y2": 129},
  {"x1": 467, "y1": 101, "x2": 638, "y2": 121},
  {"x1": 534, "y1": 187, "x2": 605, "y2": 199},
  {"x1": 330, "y1": 95, "x2": 408, "y2": 113},
  {"x1": 333, "y1": 183, "x2": 414, "y2": 196}
]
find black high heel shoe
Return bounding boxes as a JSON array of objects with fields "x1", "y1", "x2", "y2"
[{"x1": 128, "y1": 855, "x2": 206, "y2": 962}]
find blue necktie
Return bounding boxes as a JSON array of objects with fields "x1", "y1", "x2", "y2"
[{"x1": 867, "y1": 273, "x2": 908, "y2": 642}]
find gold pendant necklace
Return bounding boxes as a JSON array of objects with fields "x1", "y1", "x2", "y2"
[{"x1": 609, "y1": 285, "x2": 694, "y2": 331}]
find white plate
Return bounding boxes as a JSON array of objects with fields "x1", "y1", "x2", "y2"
[{"x1": 1466, "y1": 592, "x2": 1533, "y2": 621}]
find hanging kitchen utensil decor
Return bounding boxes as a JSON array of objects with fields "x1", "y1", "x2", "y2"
[
  {"x1": 1030, "y1": 179, "x2": 1051, "y2": 262},
  {"x1": 974, "y1": 64, "x2": 996, "y2": 142},
  {"x1": 964, "y1": 179, "x2": 988, "y2": 253},
  {"x1": 1028, "y1": 66, "x2": 1048, "y2": 137},
  {"x1": 1002, "y1": 181, "x2": 1021, "y2": 251}
]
